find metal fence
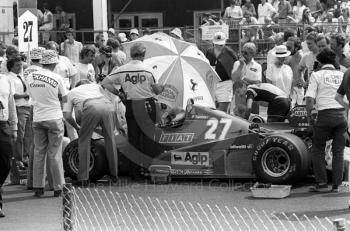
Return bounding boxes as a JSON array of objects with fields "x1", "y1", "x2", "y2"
[{"x1": 62, "y1": 184, "x2": 349, "y2": 231}]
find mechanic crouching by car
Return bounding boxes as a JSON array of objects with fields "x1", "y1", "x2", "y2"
[
  {"x1": 305, "y1": 48, "x2": 347, "y2": 193},
  {"x1": 102, "y1": 43, "x2": 164, "y2": 180},
  {"x1": 63, "y1": 80, "x2": 119, "y2": 186},
  {"x1": 241, "y1": 82, "x2": 291, "y2": 122}
]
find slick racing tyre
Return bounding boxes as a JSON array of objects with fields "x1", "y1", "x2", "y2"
[
  {"x1": 63, "y1": 139, "x2": 108, "y2": 182},
  {"x1": 253, "y1": 133, "x2": 309, "y2": 184}
]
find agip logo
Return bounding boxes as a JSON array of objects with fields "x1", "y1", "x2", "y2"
[{"x1": 171, "y1": 152, "x2": 209, "y2": 166}]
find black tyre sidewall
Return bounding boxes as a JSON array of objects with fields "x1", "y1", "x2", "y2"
[
  {"x1": 252, "y1": 133, "x2": 309, "y2": 184},
  {"x1": 63, "y1": 139, "x2": 108, "y2": 182}
]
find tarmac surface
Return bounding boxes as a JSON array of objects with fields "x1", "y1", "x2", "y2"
[{"x1": 2, "y1": 178, "x2": 350, "y2": 231}]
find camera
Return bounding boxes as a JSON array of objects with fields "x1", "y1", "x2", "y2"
[{"x1": 97, "y1": 74, "x2": 106, "y2": 83}]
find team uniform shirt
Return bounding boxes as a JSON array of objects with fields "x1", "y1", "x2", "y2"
[
  {"x1": 266, "y1": 64, "x2": 293, "y2": 96},
  {"x1": 23, "y1": 65, "x2": 43, "y2": 81},
  {"x1": 258, "y1": 3, "x2": 277, "y2": 23},
  {"x1": 54, "y1": 55, "x2": 78, "y2": 89},
  {"x1": 299, "y1": 51, "x2": 316, "y2": 79},
  {"x1": 26, "y1": 69, "x2": 68, "y2": 122},
  {"x1": 305, "y1": 65, "x2": 344, "y2": 111},
  {"x1": 60, "y1": 40, "x2": 83, "y2": 64},
  {"x1": 106, "y1": 60, "x2": 156, "y2": 100},
  {"x1": 75, "y1": 63, "x2": 95, "y2": 82},
  {"x1": 63, "y1": 83, "x2": 106, "y2": 118},
  {"x1": 232, "y1": 58, "x2": 262, "y2": 83},
  {"x1": 246, "y1": 83, "x2": 288, "y2": 103},
  {"x1": 0, "y1": 74, "x2": 17, "y2": 129},
  {"x1": 7, "y1": 72, "x2": 31, "y2": 107}
]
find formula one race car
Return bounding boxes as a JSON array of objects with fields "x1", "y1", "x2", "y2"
[{"x1": 63, "y1": 101, "x2": 312, "y2": 185}]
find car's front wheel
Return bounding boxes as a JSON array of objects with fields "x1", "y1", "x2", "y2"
[
  {"x1": 63, "y1": 139, "x2": 108, "y2": 182},
  {"x1": 252, "y1": 133, "x2": 309, "y2": 184}
]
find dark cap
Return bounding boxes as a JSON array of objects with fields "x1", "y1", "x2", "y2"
[{"x1": 130, "y1": 43, "x2": 146, "y2": 58}]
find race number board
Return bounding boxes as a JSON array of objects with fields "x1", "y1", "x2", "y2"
[{"x1": 18, "y1": 10, "x2": 38, "y2": 52}]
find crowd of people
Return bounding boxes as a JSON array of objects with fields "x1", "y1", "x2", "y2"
[{"x1": 1, "y1": 0, "x2": 350, "y2": 219}]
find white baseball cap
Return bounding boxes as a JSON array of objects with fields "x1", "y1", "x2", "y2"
[
  {"x1": 118, "y1": 33, "x2": 127, "y2": 42},
  {"x1": 108, "y1": 28, "x2": 115, "y2": 35},
  {"x1": 130, "y1": 28, "x2": 139, "y2": 35},
  {"x1": 212, "y1": 31, "x2": 226, "y2": 45}
]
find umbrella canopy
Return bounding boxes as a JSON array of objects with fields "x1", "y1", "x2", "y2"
[{"x1": 123, "y1": 32, "x2": 220, "y2": 109}]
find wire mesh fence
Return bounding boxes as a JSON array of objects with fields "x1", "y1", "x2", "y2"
[{"x1": 62, "y1": 184, "x2": 349, "y2": 231}]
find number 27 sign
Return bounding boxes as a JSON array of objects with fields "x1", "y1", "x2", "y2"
[{"x1": 18, "y1": 10, "x2": 38, "y2": 52}]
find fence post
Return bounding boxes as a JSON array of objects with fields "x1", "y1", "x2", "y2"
[
  {"x1": 63, "y1": 183, "x2": 74, "y2": 231},
  {"x1": 333, "y1": 218, "x2": 346, "y2": 231}
]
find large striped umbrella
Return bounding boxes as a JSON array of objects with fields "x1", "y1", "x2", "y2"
[{"x1": 123, "y1": 32, "x2": 220, "y2": 109}]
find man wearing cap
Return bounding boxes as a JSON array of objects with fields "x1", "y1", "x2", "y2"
[
  {"x1": 60, "y1": 28, "x2": 83, "y2": 64},
  {"x1": 170, "y1": 28, "x2": 184, "y2": 40},
  {"x1": 107, "y1": 28, "x2": 116, "y2": 38},
  {"x1": 22, "y1": 47, "x2": 45, "y2": 190},
  {"x1": 305, "y1": 48, "x2": 346, "y2": 193},
  {"x1": 46, "y1": 41, "x2": 79, "y2": 141},
  {"x1": 63, "y1": 80, "x2": 118, "y2": 185},
  {"x1": 266, "y1": 45, "x2": 293, "y2": 97},
  {"x1": 130, "y1": 28, "x2": 139, "y2": 41},
  {"x1": 205, "y1": 31, "x2": 238, "y2": 112},
  {"x1": 102, "y1": 43, "x2": 164, "y2": 179},
  {"x1": 118, "y1": 33, "x2": 128, "y2": 43},
  {"x1": 26, "y1": 50, "x2": 67, "y2": 197}
]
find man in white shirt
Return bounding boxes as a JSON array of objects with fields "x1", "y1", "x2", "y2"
[
  {"x1": 297, "y1": 32, "x2": 319, "y2": 89},
  {"x1": 63, "y1": 80, "x2": 118, "y2": 185},
  {"x1": 266, "y1": 45, "x2": 293, "y2": 97},
  {"x1": 305, "y1": 48, "x2": 346, "y2": 193},
  {"x1": 0, "y1": 72, "x2": 17, "y2": 217},
  {"x1": 6, "y1": 56, "x2": 32, "y2": 173},
  {"x1": 27, "y1": 50, "x2": 67, "y2": 197},
  {"x1": 46, "y1": 41, "x2": 78, "y2": 141},
  {"x1": 258, "y1": 0, "x2": 277, "y2": 24},
  {"x1": 23, "y1": 47, "x2": 44, "y2": 190},
  {"x1": 75, "y1": 46, "x2": 96, "y2": 82},
  {"x1": 60, "y1": 28, "x2": 83, "y2": 64},
  {"x1": 232, "y1": 42, "x2": 262, "y2": 116}
]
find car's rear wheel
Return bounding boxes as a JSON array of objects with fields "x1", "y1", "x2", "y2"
[
  {"x1": 63, "y1": 139, "x2": 108, "y2": 182},
  {"x1": 253, "y1": 133, "x2": 309, "y2": 184}
]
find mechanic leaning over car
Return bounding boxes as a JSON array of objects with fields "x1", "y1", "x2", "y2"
[
  {"x1": 63, "y1": 80, "x2": 119, "y2": 186},
  {"x1": 242, "y1": 82, "x2": 291, "y2": 122},
  {"x1": 305, "y1": 48, "x2": 347, "y2": 193},
  {"x1": 102, "y1": 43, "x2": 164, "y2": 179}
]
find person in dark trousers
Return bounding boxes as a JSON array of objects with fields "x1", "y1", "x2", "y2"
[
  {"x1": 0, "y1": 73, "x2": 18, "y2": 217},
  {"x1": 102, "y1": 43, "x2": 164, "y2": 179},
  {"x1": 305, "y1": 48, "x2": 347, "y2": 193}
]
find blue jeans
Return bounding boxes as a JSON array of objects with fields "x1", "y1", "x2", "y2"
[
  {"x1": 33, "y1": 119, "x2": 65, "y2": 190},
  {"x1": 311, "y1": 109, "x2": 347, "y2": 186}
]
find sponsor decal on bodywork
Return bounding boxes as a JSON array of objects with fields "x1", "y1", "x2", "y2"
[
  {"x1": 229, "y1": 144, "x2": 254, "y2": 150},
  {"x1": 159, "y1": 133, "x2": 194, "y2": 144},
  {"x1": 171, "y1": 152, "x2": 209, "y2": 166},
  {"x1": 170, "y1": 169, "x2": 214, "y2": 175}
]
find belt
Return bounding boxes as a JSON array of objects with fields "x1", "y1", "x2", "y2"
[
  {"x1": 126, "y1": 97, "x2": 154, "y2": 102},
  {"x1": 16, "y1": 105, "x2": 31, "y2": 108}
]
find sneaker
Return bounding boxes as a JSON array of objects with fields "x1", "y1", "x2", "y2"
[
  {"x1": 34, "y1": 188, "x2": 44, "y2": 197},
  {"x1": 53, "y1": 190, "x2": 62, "y2": 197},
  {"x1": 309, "y1": 183, "x2": 330, "y2": 192},
  {"x1": 331, "y1": 185, "x2": 340, "y2": 193}
]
